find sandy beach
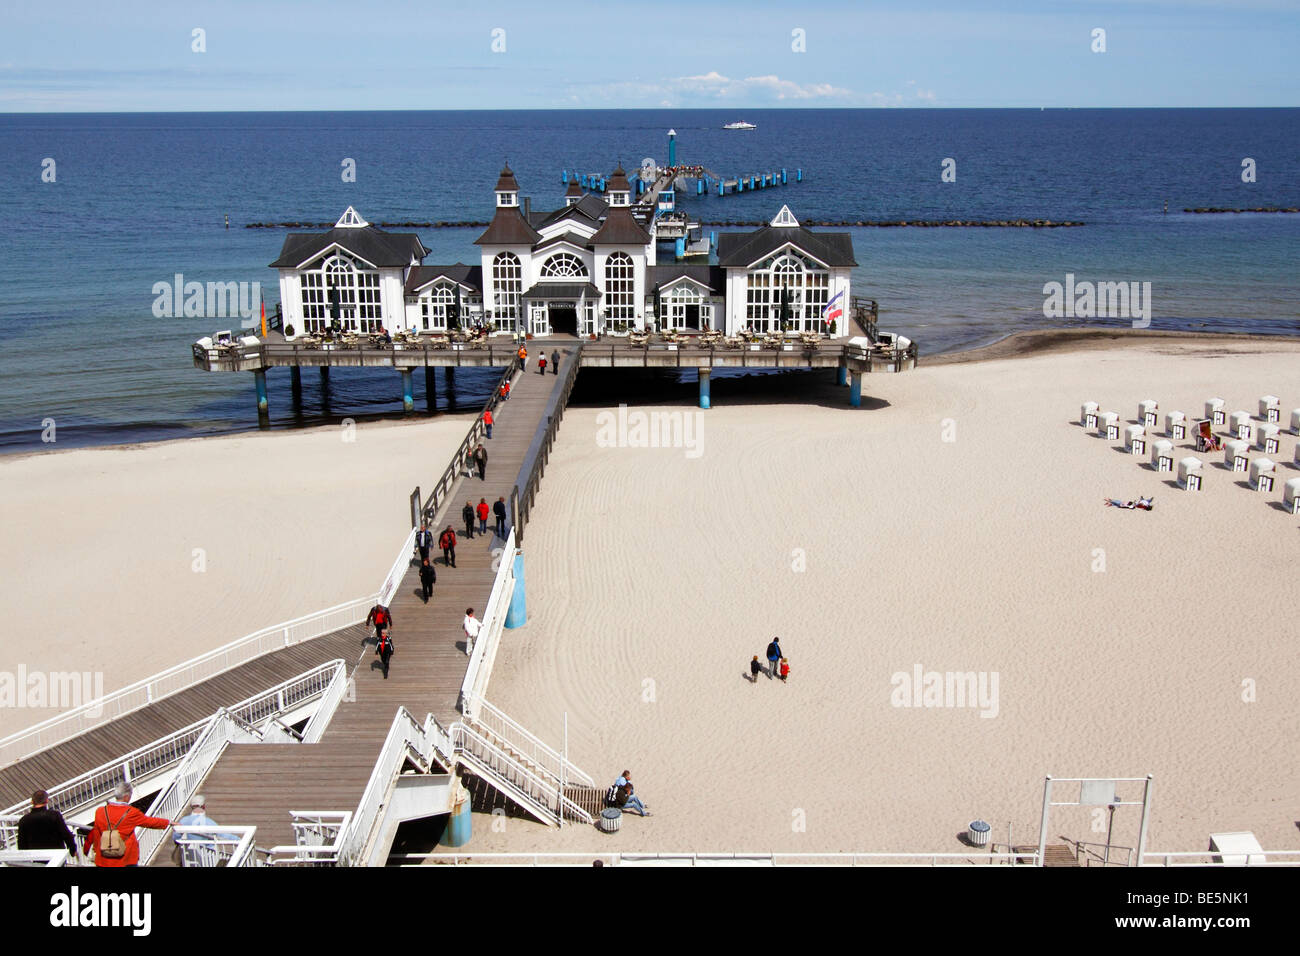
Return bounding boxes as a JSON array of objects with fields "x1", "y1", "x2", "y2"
[
  {"x1": 4, "y1": 333, "x2": 1298, "y2": 860},
  {"x1": 0, "y1": 415, "x2": 472, "y2": 738},
  {"x1": 461, "y1": 334, "x2": 1300, "y2": 858}
]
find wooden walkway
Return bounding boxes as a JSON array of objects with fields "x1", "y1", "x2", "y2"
[{"x1": 155, "y1": 347, "x2": 577, "y2": 856}]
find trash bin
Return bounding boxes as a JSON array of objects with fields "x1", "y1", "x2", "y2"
[
  {"x1": 968, "y1": 820, "x2": 991, "y2": 847},
  {"x1": 598, "y1": 808, "x2": 622, "y2": 833}
]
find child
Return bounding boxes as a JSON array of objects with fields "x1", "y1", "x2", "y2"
[
  {"x1": 538, "y1": 355, "x2": 547, "y2": 375},
  {"x1": 749, "y1": 655, "x2": 763, "y2": 682},
  {"x1": 376, "y1": 632, "x2": 395, "y2": 679},
  {"x1": 779, "y1": 658, "x2": 790, "y2": 682}
]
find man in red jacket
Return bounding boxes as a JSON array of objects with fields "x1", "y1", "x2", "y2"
[
  {"x1": 84, "y1": 783, "x2": 173, "y2": 867},
  {"x1": 439, "y1": 525, "x2": 457, "y2": 568}
]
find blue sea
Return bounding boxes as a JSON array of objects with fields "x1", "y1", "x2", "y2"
[{"x1": 1, "y1": 108, "x2": 1298, "y2": 452}]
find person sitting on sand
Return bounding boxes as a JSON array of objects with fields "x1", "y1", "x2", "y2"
[{"x1": 613, "y1": 771, "x2": 650, "y2": 817}]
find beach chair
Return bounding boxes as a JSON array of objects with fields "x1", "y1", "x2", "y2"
[{"x1": 1195, "y1": 420, "x2": 1221, "y2": 453}]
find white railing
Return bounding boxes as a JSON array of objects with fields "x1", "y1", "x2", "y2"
[
  {"x1": 2, "y1": 660, "x2": 347, "y2": 818},
  {"x1": 300, "y1": 660, "x2": 351, "y2": 743},
  {"x1": 337, "y1": 709, "x2": 434, "y2": 866},
  {"x1": 400, "y1": 851, "x2": 1035, "y2": 866},
  {"x1": 0, "y1": 849, "x2": 71, "y2": 867},
  {"x1": 379, "y1": 527, "x2": 418, "y2": 607},
  {"x1": 0, "y1": 597, "x2": 374, "y2": 769},
  {"x1": 470, "y1": 699, "x2": 595, "y2": 790},
  {"x1": 171, "y1": 825, "x2": 259, "y2": 867},
  {"x1": 1141, "y1": 850, "x2": 1300, "y2": 867},
  {"x1": 0, "y1": 815, "x2": 18, "y2": 850},
  {"x1": 459, "y1": 530, "x2": 516, "y2": 720},
  {"x1": 452, "y1": 722, "x2": 559, "y2": 825},
  {"x1": 137, "y1": 709, "x2": 263, "y2": 865},
  {"x1": 268, "y1": 811, "x2": 352, "y2": 866}
]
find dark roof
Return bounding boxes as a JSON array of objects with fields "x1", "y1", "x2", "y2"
[
  {"x1": 474, "y1": 207, "x2": 542, "y2": 246},
  {"x1": 270, "y1": 226, "x2": 427, "y2": 269},
  {"x1": 534, "y1": 231, "x2": 593, "y2": 253},
  {"x1": 716, "y1": 225, "x2": 857, "y2": 268},
  {"x1": 495, "y1": 164, "x2": 519, "y2": 192},
  {"x1": 607, "y1": 164, "x2": 631, "y2": 193},
  {"x1": 565, "y1": 176, "x2": 583, "y2": 198},
  {"x1": 648, "y1": 264, "x2": 726, "y2": 294},
  {"x1": 590, "y1": 207, "x2": 651, "y2": 246},
  {"x1": 405, "y1": 264, "x2": 483, "y2": 296},
  {"x1": 521, "y1": 282, "x2": 601, "y2": 300},
  {"x1": 537, "y1": 193, "x2": 607, "y2": 229}
]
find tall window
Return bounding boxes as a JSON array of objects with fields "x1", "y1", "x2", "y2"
[
  {"x1": 421, "y1": 283, "x2": 455, "y2": 330},
  {"x1": 301, "y1": 254, "x2": 383, "y2": 333},
  {"x1": 745, "y1": 252, "x2": 829, "y2": 332},
  {"x1": 540, "y1": 253, "x2": 587, "y2": 278},
  {"x1": 604, "y1": 252, "x2": 634, "y2": 323},
  {"x1": 492, "y1": 253, "x2": 522, "y2": 332},
  {"x1": 667, "y1": 284, "x2": 701, "y2": 329}
]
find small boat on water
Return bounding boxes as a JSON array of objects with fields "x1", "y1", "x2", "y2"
[{"x1": 723, "y1": 120, "x2": 757, "y2": 131}]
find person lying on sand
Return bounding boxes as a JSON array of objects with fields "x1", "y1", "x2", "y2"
[{"x1": 1104, "y1": 496, "x2": 1154, "y2": 510}]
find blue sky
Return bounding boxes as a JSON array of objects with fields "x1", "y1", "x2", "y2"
[{"x1": 1, "y1": 0, "x2": 1297, "y2": 111}]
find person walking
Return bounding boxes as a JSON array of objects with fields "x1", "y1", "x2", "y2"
[
  {"x1": 375, "y1": 630, "x2": 395, "y2": 679},
  {"x1": 517, "y1": 345, "x2": 527, "y2": 364},
  {"x1": 439, "y1": 526, "x2": 457, "y2": 567},
  {"x1": 538, "y1": 354, "x2": 547, "y2": 375},
  {"x1": 765, "y1": 637, "x2": 782, "y2": 680},
  {"x1": 493, "y1": 496, "x2": 507, "y2": 539},
  {"x1": 462, "y1": 500, "x2": 476, "y2": 539},
  {"x1": 463, "y1": 607, "x2": 482, "y2": 657},
  {"x1": 551, "y1": 349, "x2": 560, "y2": 374},
  {"x1": 419, "y1": 557, "x2": 436, "y2": 603},
  {"x1": 172, "y1": 796, "x2": 238, "y2": 867},
  {"x1": 476, "y1": 498, "x2": 490, "y2": 534},
  {"x1": 84, "y1": 783, "x2": 172, "y2": 867},
  {"x1": 366, "y1": 603, "x2": 392, "y2": 642},
  {"x1": 749, "y1": 655, "x2": 763, "y2": 683},
  {"x1": 483, "y1": 408, "x2": 494, "y2": 439},
  {"x1": 474, "y1": 443, "x2": 488, "y2": 481},
  {"x1": 779, "y1": 658, "x2": 790, "y2": 683},
  {"x1": 415, "y1": 522, "x2": 433, "y2": 564},
  {"x1": 499, "y1": 381, "x2": 511, "y2": 402},
  {"x1": 17, "y1": 789, "x2": 77, "y2": 858}
]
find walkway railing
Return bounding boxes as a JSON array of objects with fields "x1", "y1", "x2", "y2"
[
  {"x1": 511, "y1": 342, "x2": 583, "y2": 544},
  {"x1": 194, "y1": 340, "x2": 521, "y2": 371},
  {"x1": 450, "y1": 721, "x2": 586, "y2": 826},
  {"x1": 267, "y1": 811, "x2": 352, "y2": 866},
  {"x1": 459, "y1": 529, "x2": 516, "y2": 721},
  {"x1": 0, "y1": 593, "x2": 371, "y2": 769},
  {"x1": 421, "y1": 357, "x2": 520, "y2": 527},
  {"x1": 470, "y1": 699, "x2": 595, "y2": 790},
  {"x1": 379, "y1": 526, "x2": 418, "y2": 606},
  {"x1": 171, "y1": 825, "x2": 259, "y2": 867},
  {"x1": 338, "y1": 708, "x2": 434, "y2": 866},
  {"x1": 1141, "y1": 849, "x2": 1300, "y2": 867},
  {"x1": 1, "y1": 660, "x2": 347, "y2": 818},
  {"x1": 403, "y1": 850, "x2": 1037, "y2": 866},
  {"x1": 0, "y1": 849, "x2": 71, "y2": 867}
]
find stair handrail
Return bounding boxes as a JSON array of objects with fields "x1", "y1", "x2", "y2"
[
  {"x1": 470, "y1": 698, "x2": 595, "y2": 789},
  {"x1": 451, "y1": 721, "x2": 585, "y2": 826},
  {"x1": 459, "y1": 528, "x2": 516, "y2": 720},
  {"x1": 339, "y1": 708, "x2": 433, "y2": 866}
]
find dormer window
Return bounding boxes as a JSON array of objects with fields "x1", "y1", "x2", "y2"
[{"x1": 496, "y1": 191, "x2": 516, "y2": 207}]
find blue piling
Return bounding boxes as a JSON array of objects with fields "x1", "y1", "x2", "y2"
[
  {"x1": 401, "y1": 368, "x2": 413, "y2": 413},
  {"x1": 837, "y1": 366, "x2": 847, "y2": 387},
  {"x1": 561, "y1": 168, "x2": 568, "y2": 184},
  {"x1": 697, "y1": 179, "x2": 704, "y2": 195},
  {"x1": 710, "y1": 230, "x2": 716, "y2": 249},
  {"x1": 442, "y1": 795, "x2": 472, "y2": 846},
  {"x1": 718, "y1": 180, "x2": 724, "y2": 196},
  {"x1": 699, "y1": 368, "x2": 711, "y2": 409},
  {"x1": 505, "y1": 550, "x2": 526, "y2": 628},
  {"x1": 850, "y1": 372, "x2": 863, "y2": 407},
  {"x1": 797, "y1": 168, "x2": 803, "y2": 182},
  {"x1": 253, "y1": 368, "x2": 268, "y2": 418},
  {"x1": 782, "y1": 168, "x2": 788, "y2": 184},
  {"x1": 675, "y1": 236, "x2": 685, "y2": 259}
]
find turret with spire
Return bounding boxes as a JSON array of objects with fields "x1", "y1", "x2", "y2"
[
  {"x1": 564, "y1": 174, "x2": 583, "y2": 206},
  {"x1": 495, "y1": 163, "x2": 520, "y2": 208},
  {"x1": 606, "y1": 164, "x2": 631, "y2": 207}
]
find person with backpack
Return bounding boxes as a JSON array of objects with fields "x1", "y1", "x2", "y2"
[
  {"x1": 766, "y1": 637, "x2": 782, "y2": 680},
  {"x1": 366, "y1": 603, "x2": 392, "y2": 641},
  {"x1": 493, "y1": 496, "x2": 508, "y2": 540},
  {"x1": 415, "y1": 523, "x2": 434, "y2": 564},
  {"x1": 83, "y1": 783, "x2": 172, "y2": 867},
  {"x1": 476, "y1": 498, "x2": 490, "y2": 535},
  {"x1": 17, "y1": 789, "x2": 77, "y2": 857},
  {"x1": 419, "y1": 557, "x2": 437, "y2": 603},
  {"x1": 439, "y1": 526, "x2": 457, "y2": 567},
  {"x1": 375, "y1": 631, "x2": 395, "y2": 679},
  {"x1": 462, "y1": 500, "x2": 476, "y2": 539}
]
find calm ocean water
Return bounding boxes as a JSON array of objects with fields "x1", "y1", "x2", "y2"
[{"x1": 1, "y1": 108, "x2": 1297, "y2": 452}]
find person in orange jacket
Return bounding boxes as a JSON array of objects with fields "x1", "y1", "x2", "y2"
[
  {"x1": 483, "y1": 408, "x2": 494, "y2": 439},
  {"x1": 476, "y1": 497, "x2": 491, "y2": 535},
  {"x1": 84, "y1": 783, "x2": 173, "y2": 867}
]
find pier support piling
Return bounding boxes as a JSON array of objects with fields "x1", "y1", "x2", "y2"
[
  {"x1": 699, "y1": 368, "x2": 711, "y2": 409},
  {"x1": 837, "y1": 366, "x2": 848, "y2": 387},
  {"x1": 289, "y1": 366, "x2": 302, "y2": 400},
  {"x1": 849, "y1": 371, "x2": 863, "y2": 407},
  {"x1": 425, "y1": 367, "x2": 436, "y2": 411},
  {"x1": 504, "y1": 550, "x2": 527, "y2": 629},
  {"x1": 319, "y1": 366, "x2": 330, "y2": 385},
  {"x1": 253, "y1": 367, "x2": 269, "y2": 422},
  {"x1": 401, "y1": 368, "x2": 414, "y2": 414}
]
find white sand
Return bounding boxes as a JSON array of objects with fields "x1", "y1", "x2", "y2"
[
  {"x1": 467, "y1": 339, "x2": 1300, "y2": 858},
  {"x1": 0, "y1": 416, "x2": 472, "y2": 738}
]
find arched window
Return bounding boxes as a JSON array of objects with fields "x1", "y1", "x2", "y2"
[
  {"x1": 745, "y1": 251, "x2": 829, "y2": 332},
  {"x1": 604, "y1": 252, "x2": 634, "y2": 323},
  {"x1": 492, "y1": 252, "x2": 522, "y2": 332},
  {"x1": 540, "y1": 253, "x2": 587, "y2": 278},
  {"x1": 666, "y1": 284, "x2": 702, "y2": 329},
  {"x1": 300, "y1": 253, "x2": 383, "y2": 333},
  {"x1": 421, "y1": 282, "x2": 456, "y2": 330}
]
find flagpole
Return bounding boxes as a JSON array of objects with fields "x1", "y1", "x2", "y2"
[{"x1": 260, "y1": 291, "x2": 267, "y2": 338}]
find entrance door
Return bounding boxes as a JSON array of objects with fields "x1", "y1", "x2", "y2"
[
  {"x1": 548, "y1": 303, "x2": 578, "y2": 336},
  {"x1": 684, "y1": 305, "x2": 701, "y2": 329}
]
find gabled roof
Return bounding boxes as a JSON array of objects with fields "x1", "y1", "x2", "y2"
[
  {"x1": 716, "y1": 223, "x2": 857, "y2": 268},
  {"x1": 649, "y1": 264, "x2": 726, "y2": 294},
  {"x1": 405, "y1": 264, "x2": 483, "y2": 296},
  {"x1": 474, "y1": 206, "x2": 542, "y2": 246},
  {"x1": 537, "y1": 193, "x2": 607, "y2": 230},
  {"x1": 590, "y1": 207, "x2": 651, "y2": 246},
  {"x1": 607, "y1": 164, "x2": 631, "y2": 193},
  {"x1": 270, "y1": 222, "x2": 428, "y2": 269},
  {"x1": 495, "y1": 164, "x2": 519, "y2": 192},
  {"x1": 521, "y1": 282, "x2": 602, "y2": 300},
  {"x1": 534, "y1": 231, "x2": 593, "y2": 253}
]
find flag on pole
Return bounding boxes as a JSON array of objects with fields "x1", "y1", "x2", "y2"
[
  {"x1": 822, "y1": 290, "x2": 844, "y2": 323},
  {"x1": 260, "y1": 293, "x2": 267, "y2": 337}
]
